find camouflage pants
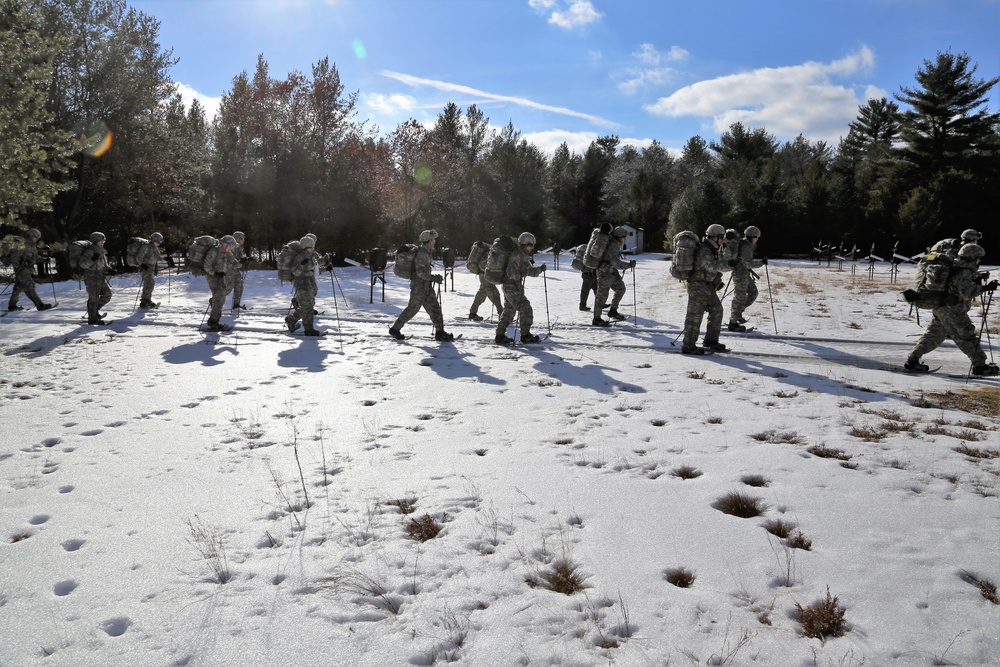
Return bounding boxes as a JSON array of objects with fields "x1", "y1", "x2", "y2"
[
  {"x1": 579, "y1": 271, "x2": 596, "y2": 308},
  {"x1": 288, "y1": 277, "x2": 317, "y2": 330},
  {"x1": 594, "y1": 269, "x2": 625, "y2": 312},
  {"x1": 683, "y1": 281, "x2": 723, "y2": 349},
  {"x1": 231, "y1": 269, "x2": 245, "y2": 308},
  {"x1": 908, "y1": 305, "x2": 986, "y2": 366},
  {"x1": 729, "y1": 275, "x2": 758, "y2": 322},
  {"x1": 498, "y1": 282, "x2": 533, "y2": 337},
  {"x1": 206, "y1": 275, "x2": 233, "y2": 325},
  {"x1": 392, "y1": 278, "x2": 443, "y2": 331},
  {"x1": 470, "y1": 274, "x2": 502, "y2": 316},
  {"x1": 84, "y1": 272, "x2": 112, "y2": 320},
  {"x1": 8, "y1": 266, "x2": 42, "y2": 309},
  {"x1": 140, "y1": 268, "x2": 156, "y2": 303}
]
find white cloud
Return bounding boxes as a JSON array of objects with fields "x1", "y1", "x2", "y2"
[
  {"x1": 364, "y1": 92, "x2": 419, "y2": 115},
  {"x1": 644, "y1": 46, "x2": 881, "y2": 143},
  {"x1": 529, "y1": 0, "x2": 603, "y2": 28},
  {"x1": 173, "y1": 82, "x2": 222, "y2": 123},
  {"x1": 523, "y1": 129, "x2": 668, "y2": 157},
  {"x1": 618, "y1": 44, "x2": 689, "y2": 95},
  {"x1": 381, "y1": 70, "x2": 620, "y2": 129},
  {"x1": 633, "y1": 43, "x2": 689, "y2": 66}
]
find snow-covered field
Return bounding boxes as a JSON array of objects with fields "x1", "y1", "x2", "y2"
[{"x1": 2, "y1": 254, "x2": 998, "y2": 667}]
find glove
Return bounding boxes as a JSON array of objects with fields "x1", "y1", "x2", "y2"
[
  {"x1": 241, "y1": 257, "x2": 250, "y2": 270},
  {"x1": 713, "y1": 276, "x2": 724, "y2": 291},
  {"x1": 215, "y1": 271, "x2": 226, "y2": 278},
  {"x1": 986, "y1": 280, "x2": 999, "y2": 292},
  {"x1": 106, "y1": 268, "x2": 116, "y2": 275},
  {"x1": 430, "y1": 274, "x2": 443, "y2": 284},
  {"x1": 300, "y1": 258, "x2": 311, "y2": 266},
  {"x1": 728, "y1": 259, "x2": 738, "y2": 268},
  {"x1": 140, "y1": 264, "x2": 149, "y2": 271},
  {"x1": 539, "y1": 263, "x2": 547, "y2": 272},
  {"x1": 761, "y1": 257, "x2": 768, "y2": 265},
  {"x1": 324, "y1": 262, "x2": 334, "y2": 272},
  {"x1": 91, "y1": 253, "x2": 99, "y2": 261},
  {"x1": 629, "y1": 260, "x2": 636, "y2": 268}
]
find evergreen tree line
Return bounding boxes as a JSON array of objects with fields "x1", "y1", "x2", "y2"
[{"x1": 4, "y1": 0, "x2": 999, "y2": 265}]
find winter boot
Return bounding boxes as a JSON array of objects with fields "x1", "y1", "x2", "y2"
[
  {"x1": 87, "y1": 318, "x2": 109, "y2": 326},
  {"x1": 972, "y1": 363, "x2": 999, "y2": 377},
  {"x1": 139, "y1": 300, "x2": 158, "y2": 309},
  {"x1": 579, "y1": 304, "x2": 591, "y2": 311},
  {"x1": 37, "y1": 303, "x2": 54, "y2": 311},
  {"x1": 434, "y1": 330, "x2": 455, "y2": 342},
  {"x1": 388, "y1": 327, "x2": 405, "y2": 340},
  {"x1": 495, "y1": 333, "x2": 515, "y2": 345},
  {"x1": 736, "y1": 316, "x2": 749, "y2": 324},
  {"x1": 303, "y1": 328, "x2": 323, "y2": 336},
  {"x1": 727, "y1": 322, "x2": 747, "y2": 332},
  {"x1": 903, "y1": 358, "x2": 930, "y2": 373},
  {"x1": 592, "y1": 317, "x2": 611, "y2": 327},
  {"x1": 8, "y1": 305, "x2": 24, "y2": 311},
  {"x1": 608, "y1": 308, "x2": 627, "y2": 321},
  {"x1": 681, "y1": 346, "x2": 707, "y2": 355},
  {"x1": 520, "y1": 332, "x2": 541, "y2": 344},
  {"x1": 285, "y1": 316, "x2": 300, "y2": 334},
  {"x1": 468, "y1": 312, "x2": 484, "y2": 322},
  {"x1": 704, "y1": 340, "x2": 728, "y2": 352}
]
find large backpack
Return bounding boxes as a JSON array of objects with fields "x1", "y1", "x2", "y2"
[
  {"x1": 902, "y1": 251, "x2": 954, "y2": 309},
  {"x1": 277, "y1": 240, "x2": 303, "y2": 282},
  {"x1": 466, "y1": 241, "x2": 489, "y2": 275},
  {"x1": 670, "y1": 231, "x2": 701, "y2": 281},
  {"x1": 125, "y1": 237, "x2": 148, "y2": 268},
  {"x1": 392, "y1": 243, "x2": 419, "y2": 279},
  {"x1": 484, "y1": 236, "x2": 518, "y2": 285},
  {"x1": 583, "y1": 226, "x2": 612, "y2": 270},
  {"x1": 186, "y1": 235, "x2": 218, "y2": 276},
  {"x1": 66, "y1": 240, "x2": 92, "y2": 279},
  {"x1": 571, "y1": 244, "x2": 588, "y2": 272}
]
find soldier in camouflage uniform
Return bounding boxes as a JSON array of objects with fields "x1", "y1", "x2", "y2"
[
  {"x1": 905, "y1": 243, "x2": 999, "y2": 376},
  {"x1": 230, "y1": 231, "x2": 248, "y2": 310},
  {"x1": 203, "y1": 235, "x2": 237, "y2": 331},
  {"x1": 136, "y1": 232, "x2": 163, "y2": 308},
  {"x1": 7, "y1": 228, "x2": 53, "y2": 312},
  {"x1": 929, "y1": 228, "x2": 980, "y2": 258},
  {"x1": 284, "y1": 236, "x2": 322, "y2": 335},
  {"x1": 389, "y1": 229, "x2": 454, "y2": 341},
  {"x1": 727, "y1": 226, "x2": 765, "y2": 332},
  {"x1": 682, "y1": 224, "x2": 733, "y2": 355},
  {"x1": 79, "y1": 232, "x2": 113, "y2": 325},
  {"x1": 592, "y1": 226, "x2": 636, "y2": 327},
  {"x1": 495, "y1": 232, "x2": 546, "y2": 344},
  {"x1": 469, "y1": 270, "x2": 503, "y2": 322}
]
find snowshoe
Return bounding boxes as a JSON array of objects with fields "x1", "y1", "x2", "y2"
[
  {"x1": 579, "y1": 305, "x2": 591, "y2": 311},
  {"x1": 388, "y1": 327, "x2": 405, "y2": 340},
  {"x1": 704, "y1": 341, "x2": 728, "y2": 352},
  {"x1": 87, "y1": 317, "x2": 108, "y2": 326},
  {"x1": 285, "y1": 316, "x2": 300, "y2": 334},
  {"x1": 681, "y1": 346, "x2": 708, "y2": 356},
  {"x1": 903, "y1": 359, "x2": 930, "y2": 373},
  {"x1": 37, "y1": 303, "x2": 55, "y2": 311},
  {"x1": 972, "y1": 363, "x2": 999, "y2": 377},
  {"x1": 139, "y1": 301, "x2": 159, "y2": 309},
  {"x1": 520, "y1": 333, "x2": 541, "y2": 344},
  {"x1": 608, "y1": 309, "x2": 627, "y2": 321},
  {"x1": 303, "y1": 329, "x2": 324, "y2": 337},
  {"x1": 592, "y1": 318, "x2": 611, "y2": 327},
  {"x1": 495, "y1": 334, "x2": 515, "y2": 345},
  {"x1": 8, "y1": 305, "x2": 24, "y2": 311},
  {"x1": 468, "y1": 313, "x2": 484, "y2": 322},
  {"x1": 205, "y1": 320, "x2": 232, "y2": 332},
  {"x1": 727, "y1": 322, "x2": 747, "y2": 332},
  {"x1": 736, "y1": 316, "x2": 749, "y2": 324},
  {"x1": 434, "y1": 330, "x2": 455, "y2": 342}
]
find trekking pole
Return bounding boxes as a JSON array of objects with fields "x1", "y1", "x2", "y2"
[
  {"x1": 131, "y1": 284, "x2": 141, "y2": 314},
  {"x1": 977, "y1": 289, "x2": 995, "y2": 364},
  {"x1": 331, "y1": 267, "x2": 346, "y2": 307},
  {"x1": 199, "y1": 303, "x2": 210, "y2": 329},
  {"x1": 543, "y1": 270, "x2": 551, "y2": 334},
  {"x1": 167, "y1": 266, "x2": 171, "y2": 305},
  {"x1": 720, "y1": 271, "x2": 734, "y2": 301},
  {"x1": 764, "y1": 262, "x2": 778, "y2": 334},
  {"x1": 50, "y1": 281, "x2": 58, "y2": 306},
  {"x1": 328, "y1": 269, "x2": 343, "y2": 352},
  {"x1": 632, "y1": 265, "x2": 637, "y2": 324}
]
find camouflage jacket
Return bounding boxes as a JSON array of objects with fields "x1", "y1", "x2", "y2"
[
  {"x1": 135, "y1": 242, "x2": 161, "y2": 270},
  {"x1": 78, "y1": 244, "x2": 110, "y2": 274},
  {"x1": 412, "y1": 246, "x2": 435, "y2": 282},
  {"x1": 946, "y1": 263, "x2": 986, "y2": 309},
  {"x1": 597, "y1": 240, "x2": 631, "y2": 276},
  {"x1": 731, "y1": 240, "x2": 762, "y2": 279},
  {"x1": 504, "y1": 247, "x2": 544, "y2": 284},
  {"x1": 290, "y1": 248, "x2": 316, "y2": 279},
  {"x1": 203, "y1": 246, "x2": 233, "y2": 276},
  {"x1": 689, "y1": 240, "x2": 731, "y2": 283},
  {"x1": 8, "y1": 240, "x2": 38, "y2": 269}
]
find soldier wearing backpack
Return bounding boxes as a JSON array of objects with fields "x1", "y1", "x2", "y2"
[
  {"x1": 682, "y1": 224, "x2": 733, "y2": 355},
  {"x1": 136, "y1": 232, "x2": 163, "y2": 309},
  {"x1": 6, "y1": 228, "x2": 53, "y2": 312},
  {"x1": 904, "y1": 243, "x2": 999, "y2": 376},
  {"x1": 79, "y1": 232, "x2": 113, "y2": 325},
  {"x1": 203, "y1": 235, "x2": 238, "y2": 332},
  {"x1": 929, "y1": 228, "x2": 980, "y2": 257},
  {"x1": 727, "y1": 226, "x2": 766, "y2": 332},
  {"x1": 571, "y1": 244, "x2": 597, "y2": 311},
  {"x1": 495, "y1": 232, "x2": 546, "y2": 344},
  {"x1": 592, "y1": 227, "x2": 636, "y2": 326},
  {"x1": 230, "y1": 231, "x2": 248, "y2": 310},
  {"x1": 389, "y1": 229, "x2": 454, "y2": 341},
  {"x1": 284, "y1": 236, "x2": 322, "y2": 336}
]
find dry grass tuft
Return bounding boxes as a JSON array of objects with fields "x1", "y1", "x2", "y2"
[
  {"x1": 406, "y1": 513, "x2": 443, "y2": 542},
  {"x1": 751, "y1": 430, "x2": 803, "y2": 444},
  {"x1": 848, "y1": 424, "x2": 887, "y2": 441},
  {"x1": 688, "y1": 370, "x2": 706, "y2": 379},
  {"x1": 808, "y1": 445, "x2": 852, "y2": 461},
  {"x1": 795, "y1": 586, "x2": 847, "y2": 642},
  {"x1": 530, "y1": 558, "x2": 589, "y2": 595},
  {"x1": 924, "y1": 387, "x2": 1000, "y2": 418},
  {"x1": 714, "y1": 491, "x2": 769, "y2": 519},
  {"x1": 664, "y1": 567, "x2": 696, "y2": 588},
  {"x1": 741, "y1": 474, "x2": 770, "y2": 487},
  {"x1": 960, "y1": 571, "x2": 999, "y2": 605},
  {"x1": 387, "y1": 497, "x2": 417, "y2": 514},
  {"x1": 774, "y1": 390, "x2": 799, "y2": 398},
  {"x1": 671, "y1": 465, "x2": 703, "y2": 480},
  {"x1": 787, "y1": 530, "x2": 813, "y2": 551},
  {"x1": 763, "y1": 519, "x2": 795, "y2": 539},
  {"x1": 953, "y1": 444, "x2": 1000, "y2": 460}
]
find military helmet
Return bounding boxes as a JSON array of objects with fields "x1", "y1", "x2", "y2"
[
  {"x1": 27, "y1": 228, "x2": 41, "y2": 239},
  {"x1": 305, "y1": 233, "x2": 317, "y2": 242},
  {"x1": 744, "y1": 226, "x2": 761, "y2": 238},
  {"x1": 419, "y1": 229, "x2": 439, "y2": 243},
  {"x1": 958, "y1": 243, "x2": 985, "y2": 260},
  {"x1": 518, "y1": 232, "x2": 536, "y2": 245},
  {"x1": 612, "y1": 226, "x2": 629, "y2": 239},
  {"x1": 961, "y1": 229, "x2": 981, "y2": 243},
  {"x1": 299, "y1": 235, "x2": 315, "y2": 249},
  {"x1": 232, "y1": 231, "x2": 245, "y2": 241},
  {"x1": 90, "y1": 232, "x2": 106, "y2": 243},
  {"x1": 149, "y1": 232, "x2": 164, "y2": 243},
  {"x1": 705, "y1": 224, "x2": 726, "y2": 238},
  {"x1": 220, "y1": 235, "x2": 237, "y2": 247}
]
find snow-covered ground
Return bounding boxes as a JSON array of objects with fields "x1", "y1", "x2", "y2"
[{"x1": 2, "y1": 254, "x2": 998, "y2": 667}]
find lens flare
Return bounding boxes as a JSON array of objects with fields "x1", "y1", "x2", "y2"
[
  {"x1": 75, "y1": 120, "x2": 113, "y2": 157},
  {"x1": 413, "y1": 163, "x2": 432, "y2": 186},
  {"x1": 352, "y1": 39, "x2": 367, "y2": 59}
]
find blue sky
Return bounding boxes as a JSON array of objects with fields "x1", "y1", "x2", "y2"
[{"x1": 130, "y1": 0, "x2": 1000, "y2": 155}]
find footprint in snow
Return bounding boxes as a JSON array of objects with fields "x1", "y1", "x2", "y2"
[
  {"x1": 80, "y1": 429, "x2": 103, "y2": 437},
  {"x1": 58, "y1": 485, "x2": 74, "y2": 494},
  {"x1": 100, "y1": 617, "x2": 131, "y2": 637},
  {"x1": 42, "y1": 437, "x2": 61, "y2": 448},
  {"x1": 53, "y1": 580, "x2": 78, "y2": 596},
  {"x1": 28, "y1": 515, "x2": 49, "y2": 525},
  {"x1": 62, "y1": 538, "x2": 85, "y2": 551}
]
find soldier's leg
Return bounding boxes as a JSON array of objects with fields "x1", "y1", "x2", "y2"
[
  {"x1": 609, "y1": 274, "x2": 626, "y2": 310},
  {"x1": 8, "y1": 274, "x2": 24, "y2": 309},
  {"x1": 682, "y1": 295, "x2": 705, "y2": 349},
  {"x1": 593, "y1": 273, "x2": 610, "y2": 311},
  {"x1": 392, "y1": 282, "x2": 425, "y2": 330},
  {"x1": 423, "y1": 288, "x2": 444, "y2": 330},
  {"x1": 519, "y1": 296, "x2": 534, "y2": 336},
  {"x1": 300, "y1": 288, "x2": 316, "y2": 331},
  {"x1": 141, "y1": 271, "x2": 155, "y2": 303},
  {"x1": 497, "y1": 284, "x2": 520, "y2": 335},
  {"x1": 232, "y1": 272, "x2": 244, "y2": 308},
  {"x1": 947, "y1": 313, "x2": 988, "y2": 367},
  {"x1": 908, "y1": 313, "x2": 948, "y2": 361},
  {"x1": 730, "y1": 281, "x2": 748, "y2": 323},
  {"x1": 746, "y1": 280, "x2": 759, "y2": 309},
  {"x1": 85, "y1": 275, "x2": 100, "y2": 320},
  {"x1": 487, "y1": 283, "x2": 503, "y2": 313},
  {"x1": 703, "y1": 292, "x2": 724, "y2": 344},
  {"x1": 470, "y1": 284, "x2": 488, "y2": 314}
]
